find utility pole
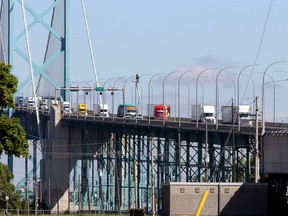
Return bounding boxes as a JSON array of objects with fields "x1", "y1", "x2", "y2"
[
  {"x1": 134, "y1": 160, "x2": 138, "y2": 208},
  {"x1": 205, "y1": 121, "x2": 208, "y2": 182},
  {"x1": 151, "y1": 146, "x2": 155, "y2": 216},
  {"x1": 255, "y1": 96, "x2": 259, "y2": 183},
  {"x1": 134, "y1": 74, "x2": 140, "y2": 123},
  {"x1": 232, "y1": 99, "x2": 236, "y2": 182}
]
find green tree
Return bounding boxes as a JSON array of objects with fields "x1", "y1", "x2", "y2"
[
  {"x1": 0, "y1": 162, "x2": 21, "y2": 211},
  {"x1": 0, "y1": 62, "x2": 29, "y2": 157}
]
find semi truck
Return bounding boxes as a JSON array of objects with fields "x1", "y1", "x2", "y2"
[
  {"x1": 93, "y1": 104, "x2": 109, "y2": 117},
  {"x1": 15, "y1": 96, "x2": 25, "y2": 107},
  {"x1": 238, "y1": 105, "x2": 252, "y2": 126},
  {"x1": 221, "y1": 105, "x2": 252, "y2": 126},
  {"x1": 73, "y1": 103, "x2": 87, "y2": 115},
  {"x1": 78, "y1": 103, "x2": 87, "y2": 115},
  {"x1": 191, "y1": 105, "x2": 216, "y2": 124},
  {"x1": 39, "y1": 98, "x2": 49, "y2": 110},
  {"x1": 60, "y1": 101, "x2": 71, "y2": 114},
  {"x1": 147, "y1": 104, "x2": 171, "y2": 120},
  {"x1": 117, "y1": 104, "x2": 136, "y2": 118},
  {"x1": 25, "y1": 97, "x2": 35, "y2": 108}
]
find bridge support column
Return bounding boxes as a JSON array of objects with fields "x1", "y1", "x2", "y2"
[{"x1": 40, "y1": 104, "x2": 79, "y2": 212}]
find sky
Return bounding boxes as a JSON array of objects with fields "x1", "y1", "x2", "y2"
[{"x1": 2, "y1": 0, "x2": 288, "y2": 184}]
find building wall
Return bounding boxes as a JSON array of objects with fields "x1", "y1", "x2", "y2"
[
  {"x1": 162, "y1": 182, "x2": 268, "y2": 216},
  {"x1": 263, "y1": 134, "x2": 288, "y2": 173}
]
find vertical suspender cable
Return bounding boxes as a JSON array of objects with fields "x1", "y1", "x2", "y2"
[
  {"x1": 21, "y1": 0, "x2": 42, "y2": 145},
  {"x1": 81, "y1": 0, "x2": 102, "y2": 104}
]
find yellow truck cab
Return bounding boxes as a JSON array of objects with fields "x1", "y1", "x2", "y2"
[{"x1": 78, "y1": 103, "x2": 87, "y2": 115}]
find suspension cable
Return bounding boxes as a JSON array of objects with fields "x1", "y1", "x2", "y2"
[
  {"x1": 21, "y1": 0, "x2": 43, "y2": 147},
  {"x1": 81, "y1": 0, "x2": 103, "y2": 104},
  {"x1": 241, "y1": 0, "x2": 274, "y2": 103}
]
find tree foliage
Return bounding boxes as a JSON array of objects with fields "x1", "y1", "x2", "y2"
[
  {"x1": 0, "y1": 162, "x2": 21, "y2": 210},
  {"x1": 0, "y1": 63, "x2": 18, "y2": 109},
  {"x1": 0, "y1": 62, "x2": 29, "y2": 157}
]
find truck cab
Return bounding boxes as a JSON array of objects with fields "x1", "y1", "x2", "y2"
[
  {"x1": 15, "y1": 96, "x2": 25, "y2": 107},
  {"x1": 93, "y1": 104, "x2": 109, "y2": 117},
  {"x1": 39, "y1": 99, "x2": 49, "y2": 110},
  {"x1": 25, "y1": 97, "x2": 35, "y2": 109},
  {"x1": 154, "y1": 105, "x2": 170, "y2": 120},
  {"x1": 60, "y1": 101, "x2": 71, "y2": 114},
  {"x1": 78, "y1": 103, "x2": 87, "y2": 115},
  {"x1": 238, "y1": 105, "x2": 252, "y2": 126},
  {"x1": 201, "y1": 105, "x2": 216, "y2": 124}
]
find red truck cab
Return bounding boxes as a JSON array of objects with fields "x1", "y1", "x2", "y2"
[{"x1": 154, "y1": 105, "x2": 170, "y2": 120}]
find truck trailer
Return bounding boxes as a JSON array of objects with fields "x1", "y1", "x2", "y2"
[{"x1": 221, "y1": 105, "x2": 237, "y2": 124}]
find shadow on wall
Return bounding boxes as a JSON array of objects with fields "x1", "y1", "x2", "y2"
[
  {"x1": 220, "y1": 183, "x2": 268, "y2": 216},
  {"x1": 266, "y1": 174, "x2": 288, "y2": 216}
]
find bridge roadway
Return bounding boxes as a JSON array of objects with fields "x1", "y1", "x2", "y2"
[
  {"x1": 62, "y1": 113, "x2": 287, "y2": 135},
  {"x1": 15, "y1": 106, "x2": 288, "y2": 137},
  {"x1": 13, "y1": 106, "x2": 288, "y2": 213}
]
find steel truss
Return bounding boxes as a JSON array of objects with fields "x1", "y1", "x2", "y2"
[{"x1": 68, "y1": 125, "x2": 252, "y2": 214}]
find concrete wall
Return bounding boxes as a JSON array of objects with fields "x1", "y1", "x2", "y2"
[
  {"x1": 263, "y1": 134, "x2": 288, "y2": 173},
  {"x1": 162, "y1": 182, "x2": 268, "y2": 216}
]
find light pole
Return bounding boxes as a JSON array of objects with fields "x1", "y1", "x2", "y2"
[
  {"x1": 196, "y1": 68, "x2": 215, "y2": 128},
  {"x1": 188, "y1": 77, "x2": 204, "y2": 113},
  {"x1": 83, "y1": 80, "x2": 93, "y2": 111},
  {"x1": 134, "y1": 73, "x2": 151, "y2": 120},
  {"x1": 237, "y1": 74, "x2": 255, "y2": 109},
  {"x1": 102, "y1": 77, "x2": 115, "y2": 107},
  {"x1": 112, "y1": 77, "x2": 125, "y2": 121},
  {"x1": 199, "y1": 81, "x2": 204, "y2": 108},
  {"x1": 123, "y1": 75, "x2": 135, "y2": 117},
  {"x1": 163, "y1": 71, "x2": 178, "y2": 125},
  {"x1": 265, "y1": 73, "x2": 275, "y2": 123},
  {"x1": 236, "y1": 73, "x2": 255, "y2": 131},
  {"x1": 262, "y1": 61, "x2": 286, "y2": 135},
  {"x1": 264, "y1": 75, "x2": 288, "y2": 123},
  {"x1": 94, "y1": 78, "x2": 105, "y2": 105},
  {"x1": 68, "y1": 81, "x2": 80, "y2": 114},
  {"x1": 178, "y1": 69, "x2": 195, "y2": 126},
  {"x1": 148, "y1": 73, "x2": 165, "y2": 124},
  {"x1": 219, "y1": 74, "x2": 237, "y2": 105},
  {"x1": 237, "y1": 64, "x2": 258, "y2": 108},
  {"x1": 215, "y1": 66, "x2": 235, "y2": 129},
  {"x1": 183, "y1": 79, "x2": 193, "y2": 118}
]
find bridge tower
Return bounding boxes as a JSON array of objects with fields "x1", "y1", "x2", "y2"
[
  {"x1": 1, "y1": 0, "x2": 70, "y2": 100},
  {"x1": 0, "y1": 0, "x2": 70, "y2": 200}
]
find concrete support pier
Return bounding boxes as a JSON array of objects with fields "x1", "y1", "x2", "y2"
[{"x1": 40, "y1": 104, "x2": 81, "y2": 212}]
